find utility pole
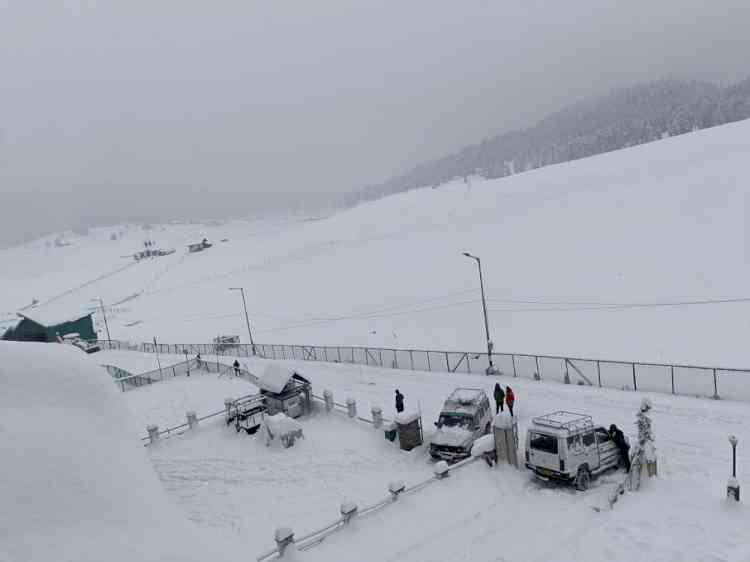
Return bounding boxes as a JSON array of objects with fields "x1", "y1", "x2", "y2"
[
  {"x1": 230, "y1": 287, "x2": 257, "y2": 356},
  {"x1": 92, "y1": 298, "x2": 111, "y2": 349},
  {"x1": 462, "y1": 252, "x2": 498, "y2": 375}
]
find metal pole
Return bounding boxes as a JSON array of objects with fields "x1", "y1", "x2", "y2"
[
  {"x1": 93, "y1": 298, "x2": 111, "y2": 348},
  {"x1": 153, "y1": 337, "x2": 163, "y2": 380},
  {"x1": 463, "y1": 253, "x2": 494, "y2": 373},
  {"x1": 230, "y1": 287, "x2": 256, "y2": 356},
  {"x1": 632, "y1": 363, "x2": 637, "y2": 391}
]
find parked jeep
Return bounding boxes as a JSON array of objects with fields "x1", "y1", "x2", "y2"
[
  {"x1": 429, "y1": 388, "x2": 493, "y2": 462},
  {"x1": 524, "y1": 411, "x2": 622, "y2": 490}
]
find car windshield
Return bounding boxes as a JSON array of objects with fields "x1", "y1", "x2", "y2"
[{"x1": 439, "y1": 414, "x2": 472, "y2": 428}]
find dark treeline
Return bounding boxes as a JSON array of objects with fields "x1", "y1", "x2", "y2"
[{"x1": 348, "y1": 77, "x2": 750, "y2": 206}]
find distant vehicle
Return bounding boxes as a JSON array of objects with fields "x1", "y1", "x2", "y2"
[
  {"x1": 524, "y1": 411, "x2": 622, "y2": 490},
  {"x1": 61, "y1": 333, "x2": 101, "y2": 354},
  {"x1": 213, "y1": 334, "x2": 240, "y2": 352},
  {"x1": 188, "y1": 238, "x2": 212, "y2": 253},
  {"x1": 429, "y1": 388, "x2": 493, "y2": 462}
]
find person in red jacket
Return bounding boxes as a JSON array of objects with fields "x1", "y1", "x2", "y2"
[{"x1": 505, "y1": 386, "x2": 515, "y2": 417}]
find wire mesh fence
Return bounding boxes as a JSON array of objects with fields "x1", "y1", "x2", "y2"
[{"x1": 96, "y1": 339, "x2": 749, "y2": 401}]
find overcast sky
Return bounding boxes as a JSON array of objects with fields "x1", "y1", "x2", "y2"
[{"x1": 2, "y1": 1, "x2": 749, "y2": 245}]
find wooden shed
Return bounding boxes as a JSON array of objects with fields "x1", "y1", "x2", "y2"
[{"x1": 256, "y1": 364, "x2": 312, "y2": 419}]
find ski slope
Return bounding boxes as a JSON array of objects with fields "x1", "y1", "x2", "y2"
[
  {"x1": 2, "y1": 119, "x2": 750, "y2": 369},
  {"x1": 112, "y1": 351, "x2": 749, "y2": 562}
]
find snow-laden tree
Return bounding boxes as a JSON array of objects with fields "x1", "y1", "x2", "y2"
[{"x1": 632, "y1": 397, "x2": 657, "y2": 486}]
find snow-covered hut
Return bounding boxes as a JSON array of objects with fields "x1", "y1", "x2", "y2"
[
  {"x1": 256, "y1": 363, "x2": 311, "y2": 418},
  {"x1": 1, "y1": 307, "x2": 96, "y2": 343}
]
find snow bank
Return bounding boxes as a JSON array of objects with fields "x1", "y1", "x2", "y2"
[
  {"x1": 0, "y1": 341, "x2": 232, "y2": 562},
  {"x1": 470, "y1": 434, "x2": 495, "y2": 457}
]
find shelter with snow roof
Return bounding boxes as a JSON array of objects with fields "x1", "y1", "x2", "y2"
[
  {"x1": 1, "y1": 309, "x2": 96, "y2": 343},
  {"x1": 256, "y1": 363, "x2": 312, "y2": 419}
]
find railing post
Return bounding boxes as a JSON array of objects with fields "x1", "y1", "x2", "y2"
[
  {"x1": 337, "y1": 347, "x2": 342, "y2": 363},
  {"x1": 511, "y1": 354, "x2": 517, "y2": 377},
  {"x1": 445, "y1": 352, "x2": 450, "y2": 372},
  {"x1": 632, "y1": 363, "x2": 638, "y2": 391},
  {"x1": 323, "y1": 390, "x2": 334, "y2": 413},
  {"x1": 535, "y1": 355, "x2": 541, "y2": 380},
  {"x1": 564, "y1": 359, "x2": 570, "y2": 384},
  {"x1": 670, "y1": 365, "x2": 675, "y2": 394},
  {"x1": 186, "y1": 411, "x2": 198, "y2": 429},
  {"x1": 147, "y1": 424, "x2": 159, "y2": 444},
  {"x1": 379, "y1": 349, "x2": 383, "y2": 367},
  {"x1": 427, "y1": 352, "x2": 431, "y2": 372},
  {"x1": 596, "y1": 360, "x2": 602, "y2": 387},
  {"x1": 713, "y1": 369, "x2": 719, "y2": 400},
  {"x1": 371, "y1": 406, "x2": 383, "y2": 428},
  {"x1": 393, "y1": 349, "x2": 398, "y2": 369},
  {"x1": 346, "y1": 398, "x2": 357, "y2": 418},
  {"x1": 410, "y1": 350, "x2": 414, "y2": 371}
]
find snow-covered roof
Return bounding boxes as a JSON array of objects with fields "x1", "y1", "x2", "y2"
[
  {"x1": 0, "y1": 341, "x2": 234, "y2": 562},
  {"x1": 257, "y1": 363, "x2": 298, "y2": 394},
  {"x1": 18, "y1": 306, "x2": 92, "y2": 328}
]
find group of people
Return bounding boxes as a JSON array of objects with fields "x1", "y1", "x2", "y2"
[
  {"x1": 193, "y1": 353, "x2": 243, "y2": 377},
  {"x1": 493, "y1": 383, "x2": 515, "y2": 416},
  {"x1": 393, "y1": 385, "x2": 516, "y2": 417}
]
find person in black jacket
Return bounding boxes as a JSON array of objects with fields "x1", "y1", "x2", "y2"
[
  {"x1": 395, "y1": 389, "x2": 404, "y2": 413},
  {"x1": 233, "y1": 359, "x2": 241, "y2": 377},
  {"x1": 609, "y1": 424, "x2": 631, "y2": 472},
  {"x1": 493, "y1": 383, "x2": 505, "y2": 414}
]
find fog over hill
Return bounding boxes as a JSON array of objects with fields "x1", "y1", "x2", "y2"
[{"x1": 351, "y1": 77, "x2": 750, "y2": 205}]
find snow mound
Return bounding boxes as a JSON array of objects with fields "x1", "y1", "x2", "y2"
[
  {"x1": 264, "y1": 412, "x2": 303, "y2": 435},
  {"x1": 394, "y1": 410, "x2": 420, "y2": 425},
  {"x1": 471, "y1": 434, "x2": 496, "y2": 457},
  {"x1": 258, "y1": 362, "x2": 296, "y2": 393},
  {"x1": 0, "y1": 342, "x2": 231, "y2": 562}
]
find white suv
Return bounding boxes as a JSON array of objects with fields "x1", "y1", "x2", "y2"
[
  {"x1": 430, "y1": 388, "x2": 493, "y2": 462},
  {"x1": 524, "y1": 411, "x2": 622, "y2": 490}
]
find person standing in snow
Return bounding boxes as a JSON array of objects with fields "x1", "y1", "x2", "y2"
[
  {"x1": 609, "y1": 424, "x2": 631, "y2": 473},
  {"x1": 233, "y1": 359, "x2": 240, "y2": 377},
  {"x1": 196, "y1": 353, "x2": 202, "y2": 369},
  {"x1": 395, "y1": 389, "x2": 404, "y2": 413},
  {"x1": 505, "y1": 386, "x2": 515, "y2": 417},
  {"x1": 493, "y1": 383, "x2": 505, "y2": 414}
]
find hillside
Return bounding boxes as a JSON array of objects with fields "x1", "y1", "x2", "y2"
[
  {"x1": 1, "y1": 119, "x2": 749, "y2": 367},
  {"x1": 351, "y1": 77, "x2": 750, "y2": 205}
]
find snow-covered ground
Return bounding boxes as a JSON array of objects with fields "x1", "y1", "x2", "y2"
[
  {"x1": 3, "y1": 119, "x2": 750, "y2": 368},
  {"x1": 105, "y1": 351, "x2": 750, "y2": 562},
  {"x1": 0, "y1": 342, "x2": 240, "y2": 562}
]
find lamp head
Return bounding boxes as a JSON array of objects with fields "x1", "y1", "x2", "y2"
[{"x1": 729, "y1": 434, "x2": 738, "y2": 447}]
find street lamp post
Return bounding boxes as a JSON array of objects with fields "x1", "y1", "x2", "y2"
[
  {"x1": 462, "y1": 252, "x2": 498, "y2": 375},
  {"x1": 728, "y1": 435, "x2": 740, "y2": 501},
  {"x1": 92, "y1": 298, "x2": 111, "y2": 349},
  {"x1": 230, "y1": 287, "x2": 256, "y2": 356}
]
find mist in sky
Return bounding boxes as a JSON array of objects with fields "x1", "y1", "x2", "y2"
[{"x1": 2, "y1": 1, "x2": 749, "y2": 245}]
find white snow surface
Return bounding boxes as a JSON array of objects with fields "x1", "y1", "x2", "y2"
[
  {"x1": 257, "y1": 362, "x2": 297, "y2": 393},
  {"x1": 0, "y1": 342, "x2": 237, "y2": 562},
  {"x1": 2, "y1": 120, "x2": 750, "y2": 369},
  {"x1": 111, "y1": 355, "x2": 749, "y2": 562},
  {"x1": 470, "y1": 434, "x2": 496, "y2": 457}
]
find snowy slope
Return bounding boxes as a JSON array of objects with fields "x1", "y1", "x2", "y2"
[
  {"x1": 0, "y1": 342, "x2": 239, "y2": 562},
  {"x1": 113, "y1": 353, "x2": 750, "y2": 562},
  {"x1": 2, "y1": 120, "x2": 750, "y2": 368}
]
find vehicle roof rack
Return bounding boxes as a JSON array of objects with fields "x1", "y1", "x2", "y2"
[{"x1": 531, "y1": 411, "x2": 593, "y2": 433}]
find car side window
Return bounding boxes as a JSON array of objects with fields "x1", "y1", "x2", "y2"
[
  {"x1": 596, "y1": 429, "x2": 610, "y2": 442},
  {"x1": 582, "y1": 431, "x2": 595, "y2": 447}
]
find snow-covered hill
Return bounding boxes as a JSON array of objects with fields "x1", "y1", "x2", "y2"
[{"x1": 2, "y1": 119, "x2": 750, "y2": 367}]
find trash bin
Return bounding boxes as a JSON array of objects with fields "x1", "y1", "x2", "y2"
[{"x1": 384, "y1": 421, "x2": 397, "y2": 442}]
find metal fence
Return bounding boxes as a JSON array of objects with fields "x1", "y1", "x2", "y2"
[{"x1": 97, "y1": 339, "x2": 750, "y2": 401}]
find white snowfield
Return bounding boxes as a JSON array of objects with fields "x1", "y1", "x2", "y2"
[
  {"x1": 110, "y1": 352, "x2": 749, "y2": 562},
  {"x1": 3, "y1": 119, "x2": 750, "y2": 371},
  {"x1": 0, "y1": 342, "x2": 238, "y2": 562}
]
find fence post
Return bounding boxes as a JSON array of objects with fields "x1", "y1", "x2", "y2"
[
  {"x1": 511, "y1": 354, "x2": 517, "y2": 377},
  {"x1": 670, "y1": 365, "x2": 675, "y2": 394},
  {"x1": 713, "y1": 369, "x2": 719, "y2": 400},
  {"x1": 379, "y1": 349, "x2": 383, "y2": 367},
  {"x1": 596, "y1": 360, "x2": 602, "y2": 387},
  {"x1": 535, "y1": 355, "x2": 541, "y2": 380},
  {"x1": 147, "y1": 425, "x2": 159, "y2": 444},
  {"x1": 323, "y1": 390, "x2": 334, "y2": 413},
  {"x1": 427, "y1": 352, "x2": 431, "y2": 371},
  {"x1": 632, "y1": 364, "x2": 638, "y2": 391},
  {"x1": 445, "y1": 352, "x2": 450, "y2": 372},
  {"x1": 393, "y1": 349, "x2": 398, "y2": 369},
  {"x1": 564, "y1": 359, "x2": 570, "y2": 384},
  {"x1": 337, "y1": 347, "x2": 342, "y2": 363},
  {"x1": 410, "y1": 350, "x2": 414, "y2": 371},
  {"x1": 346, "y1": 398, "x2": 357, "y2": 418},
  {"x1": 186, "y1": 411, "x2": 198, "y2": 429},
  {"x1": 371, "y1": 406, "x2": 383, "y2": 428},
  {"x1": 324, "y1": 347, "x2": 329, "y2": 362}
]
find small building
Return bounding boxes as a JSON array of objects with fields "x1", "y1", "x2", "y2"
[
  {"x1": 1, "y1": 309, "x2": 96, "y2": 343},
  {"x1": 256, "y1": 364, "x2": 311, "y2": 419},
  {"x1": 187, "y1": 238, "x2": 212, "y2": 253}
]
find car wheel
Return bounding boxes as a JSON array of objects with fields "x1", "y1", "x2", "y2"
[{"x1": 575, "y1": 466, "x2": 591, "y2": 491}]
